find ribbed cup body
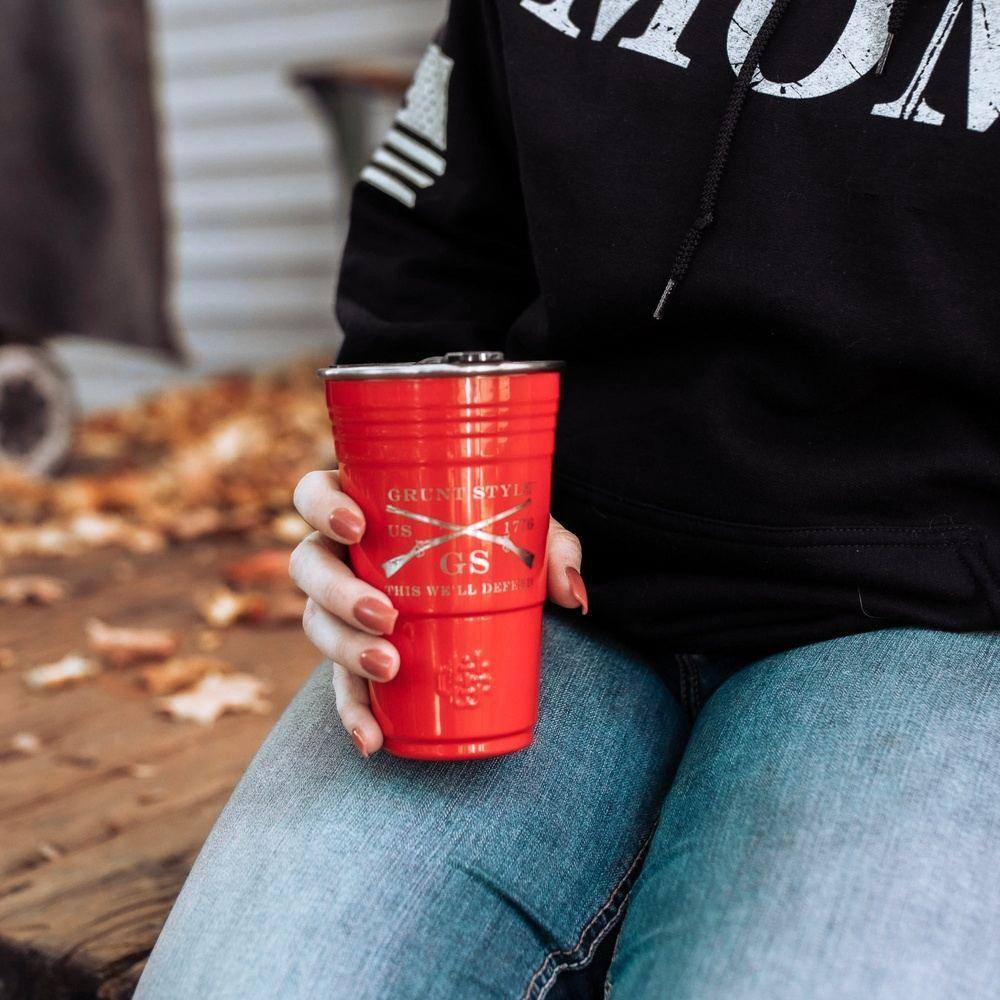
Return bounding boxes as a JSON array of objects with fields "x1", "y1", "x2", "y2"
[{"x1": 325, "y1": 370, "x2": 560, "y2": 759}]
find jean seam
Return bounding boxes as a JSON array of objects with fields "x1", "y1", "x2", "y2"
[
  {"x1": 521, "y1": 830, "x2": 654, "y2": 1000},
  {"x1": 676, "y1": 653, "x2": 701, "y2": 721},
  {"x1": 676, "y1": 653, "x2": 689, "y2": 717},
  {"x1": 601, "y1": 892, "x2": 630, "y2": 1000},
  {"x1": 690, "y1": 658, "x2": 704, "y2": 715}
]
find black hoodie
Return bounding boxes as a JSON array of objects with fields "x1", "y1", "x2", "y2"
[{"x1": 335, "y1": 0, "x2": 1000, "y2": 656}]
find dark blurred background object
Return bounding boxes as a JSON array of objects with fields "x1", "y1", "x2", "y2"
[
  {"x1": 293, "y1": 58, "x2": 412, "y2": 197},
  {"x1": 0, "y1": 345, "x2": 74, "y2": 475},
  {"x1": 46, "y1": 0, "x2": 444, "y2": 416},
  {"x1": 0, "y1": 0, "x2": 174, "y2": 352},
  {"x1": 0, "y1": 0, "x2": 174, "y2": 472}
]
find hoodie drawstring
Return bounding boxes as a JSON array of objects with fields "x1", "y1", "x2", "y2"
[
  {"x1": 653, "y1": 0, "x2": 795, "y2": 320},
  {"x1": 653, "y1": 0, "x2": 907, "y2": 320}
]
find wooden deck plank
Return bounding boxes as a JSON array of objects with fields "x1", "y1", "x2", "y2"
[{"x1": 0, "y1": 539, "x2": 319, "y2": 998}]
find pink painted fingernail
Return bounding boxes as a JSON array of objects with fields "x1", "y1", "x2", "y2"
[
  {"x1": 353, "y1": 597, "x2": 398, "y2": 635},
  {"x1": 360, "y1": 647, "x2": 397, "y2": 681},
  {"x1": 329, "y1": 507, "x2": 364, "y2": 543},
  {"x1": 566, "y1": 566, "x2": 589, "y2": 615},
  {"x1": 351, "y1": 727, "x2": 369, "y2": 759}
]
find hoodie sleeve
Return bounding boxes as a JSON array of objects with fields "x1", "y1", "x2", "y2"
[{"x1": 334, "y1": 1, "x2": 536, "y2": 365}]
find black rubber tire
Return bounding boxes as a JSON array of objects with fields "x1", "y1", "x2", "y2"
[{"x1": 0, "y1": 344, "x2": 75, "y2": 476}]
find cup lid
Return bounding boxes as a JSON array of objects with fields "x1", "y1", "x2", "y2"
[{"x1": 317, "y1": 351, "x2": 564, "y2": 382}]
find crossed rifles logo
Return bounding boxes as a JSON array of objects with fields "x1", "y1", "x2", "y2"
[{"x1": 381, "y1": 499, "x2": 535, "y2": 579}]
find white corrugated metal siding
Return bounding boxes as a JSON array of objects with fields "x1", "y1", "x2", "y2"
[{"x1": 150, "y1": 0, "x2": 446, "y2": 367}]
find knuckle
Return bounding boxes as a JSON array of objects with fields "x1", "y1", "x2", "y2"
[
  {"x1": 333, "y1": 680, "x2": 349, "y2": 716},
  {"x1": 292, "y1": 472, "x2": 319, "y2": 515},
  {"x1": 549, "y1": 523, "x2": 582, "y2": 554},
  {"x1": 288, "y1": 540, "x2": 307, "y2": 582},
  {"x1": 303, "y1": 607, "x2": 336, "y2": 662},
  {"x1": 301, "y1": 598, "x2": 319, "y2": 633},
  {"x1": 334, "y1": 688, "x2": 358, "y2": 727},
  {"x1": 289, "y1": 533, "x2": 320, "y2": 583},
  {"x1": 328, "y1": 632, "x2": 350, "y2": 666},
  {"x1": 330, "y1": 660, "x2": 347, "y2": 691},
  {"x1": 320, "y1": 575, "x2": 347, "y2": 616}
]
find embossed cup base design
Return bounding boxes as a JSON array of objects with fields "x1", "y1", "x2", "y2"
[
  {"x1": 435, "y1": 649, "x2": 494, "y2": 709},
  {"x1": 370, "y1": 605, "x2": 543, "y2": 759}
]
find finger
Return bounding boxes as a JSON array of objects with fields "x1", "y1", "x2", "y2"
[
  {"x1": 290, "y1": 532, "x2": 398, "y2": 635},
  {"x1": 293, "y1": 469, "x2": 365, "y2": 544},
  {"x1": 546, "y1": 516, "x2": 588, "y2": 614},
  {"x1": 303, "y1": 599, "x2": 399, "y2": 682},
  {"x1": 332, "y1": 660, "x2": 384, "y2": 758}
]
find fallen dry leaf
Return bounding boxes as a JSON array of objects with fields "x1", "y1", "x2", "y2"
[
  {"x1": 139, "y1": 655, "x2": 233, "y2": 696},
  {"x1": 125, "y1": 762, "x2": 159, "y2": 779},
  {"x1": 167, "y1": 506, "x2": 225, "y2": 541},
  {"x1": 158, "y1": 672, "x2": 272, "y2": 726},
  {"x1": 197, "y1": 629, "x2": 222, "y2": 652},
  {"x1": 68, "y1": 514, "x2": 166, "y2": 555},
  {"x1": 164, "y1": 506, "x2": 263, "y2": 541},
  {"x1": 196, "y1": 587, "x2": 267, "y2": 628},
  {"x1": 0, "y1": 517, "x2": 165, "y2": 559},
  {"x1": 271, "y1": 512, "x2": 310, "y2": 544},
  {"x1": 0, "y1": 361, "x2": 331, "y2": 561},
  {"x1": 85, "y1": 618, "x2": 181, "y2": 668},
  {"x1": 66, "y1": 513, "x2": 125, "y2": 547},
  {"x1": 9, "y1": 732, "x2": 42, "y2": 755},
  {"x1": 0, "y1": 524, "x2": 77, "y2": 558},
  {"x1": 37, "y1": 842, "x2": 62, "y2": 862},
  {"x1": 117, "y1": 523, "x2": 167, "y2": 554},
  {"x1": 23, "y1": 654, "x2": 101, "y2": 692},
  {"x1": 224, "y1": 548, "x2": 291, "y2": 587},
  {"x1": 0, "y1": 575, "x2": 68, "y2": 605}
]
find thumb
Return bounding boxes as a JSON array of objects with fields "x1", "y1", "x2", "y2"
[{"x1": 546, "y1": 516, "x2": 588, "y2": 614}]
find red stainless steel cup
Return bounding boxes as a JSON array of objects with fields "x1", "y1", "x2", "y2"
[{"x1": 319, "y1": 351, "x2": 562, "y2": 760}]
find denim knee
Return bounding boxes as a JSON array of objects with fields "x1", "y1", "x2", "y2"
[
  {"x1": 610, "y1": 629, "x2": 1000, "y2": 1000},
  {"x1": 139, "y1": 614, "x2": 688, "y2": 1000}
]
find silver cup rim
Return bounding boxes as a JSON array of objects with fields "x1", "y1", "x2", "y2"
[{"x1": 317, "y1": 351, "x2": 564, "y2": 382}]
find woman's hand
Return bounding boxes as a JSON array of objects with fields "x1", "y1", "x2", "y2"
[{"x1": 290, "y1": 470, "x2": 588, "y2": 757}]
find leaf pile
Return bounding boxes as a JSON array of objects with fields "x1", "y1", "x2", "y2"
[{"x1": 0, "y1": 362, "x2": 330, "y2": 558}]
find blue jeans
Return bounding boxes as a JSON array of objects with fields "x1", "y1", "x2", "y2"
[{"x1": 137, "y1": 613, "x2": 1000, "y2": 999}]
